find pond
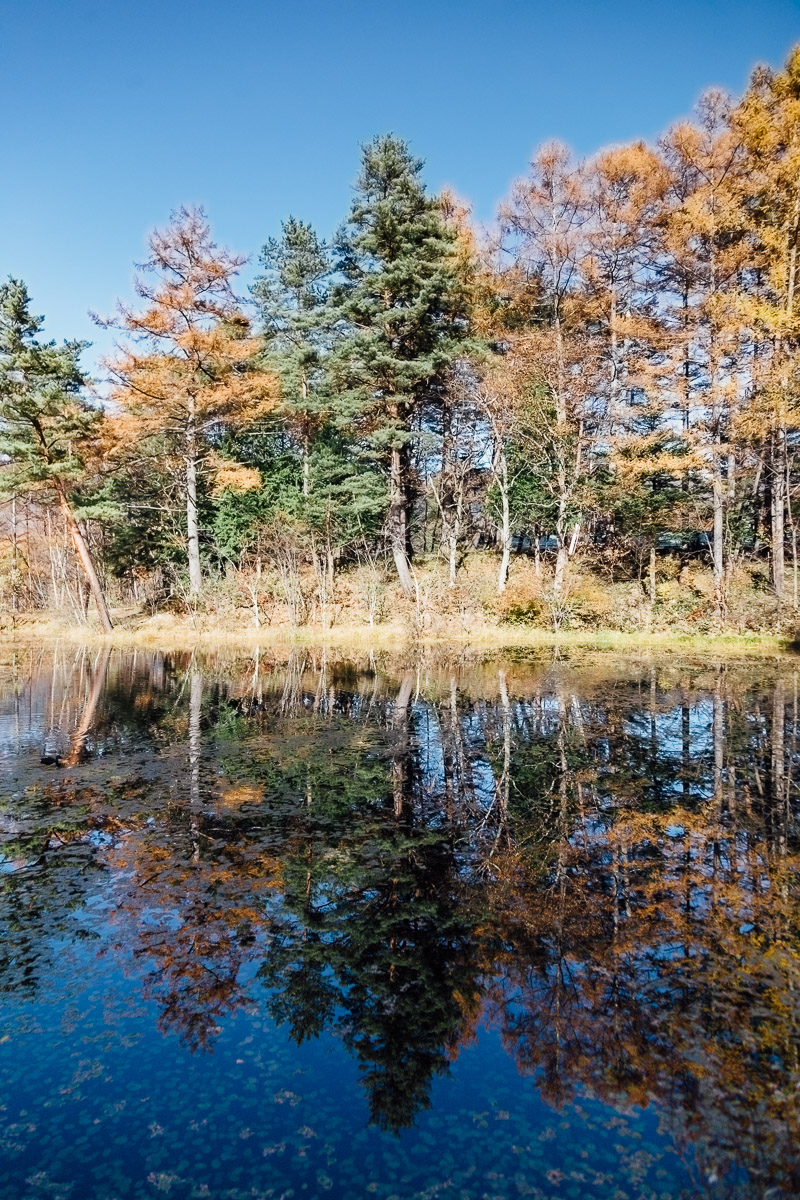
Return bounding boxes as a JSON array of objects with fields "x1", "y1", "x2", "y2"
[{"x1": 0, "y1": 644, "x2": 798, "y2": 1200}]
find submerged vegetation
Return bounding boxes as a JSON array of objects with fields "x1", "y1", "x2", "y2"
[{"x1": 6, "y1": 52, "x2": 800, "y2": 638}]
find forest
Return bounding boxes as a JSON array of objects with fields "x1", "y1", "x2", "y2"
[{"x1": 3, "y1": 48, "x2": 800, "y2": 637}]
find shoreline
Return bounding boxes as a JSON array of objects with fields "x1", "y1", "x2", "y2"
[{"x1": 0, "y1": 614, "x2": 796, "y2": 658}]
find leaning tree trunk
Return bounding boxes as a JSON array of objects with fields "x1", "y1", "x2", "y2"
[
  {"x1": 186, "y1": 407, "x2": 203, "y2": 598},
  {"x1": 65, "y1": 643, "x2": 112, "y2": 765},
  {"x1": 389, "y1": 443, "x2": 414, "y2": 594},
  {"x1": 57, "y1": 488, "x2": 113, "y2": 632}
]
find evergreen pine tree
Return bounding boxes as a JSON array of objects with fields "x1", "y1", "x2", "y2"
[
  {"x1": 330, "y1": 135, "x2": 474, "y2": 592},
  {"x1": 0, "y1": 278, "x2": 113, "y2": 630},
  {"x1": 251, "y1": 217, "x2": 331, "y2": 496}
]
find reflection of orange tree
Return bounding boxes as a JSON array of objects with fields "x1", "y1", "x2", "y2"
[
  {"x1": 108, "y1": 808, "x2": 282, "y2": 1052},
  {"x1": 482, "y1": 795, "x2": 800, "y2": 1193}
]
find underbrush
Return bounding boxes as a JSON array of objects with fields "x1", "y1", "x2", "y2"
[{"x1": 2, "y1": 551, "x2": 798, "y2": 650}]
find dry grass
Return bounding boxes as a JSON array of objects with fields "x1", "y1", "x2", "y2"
[{"x1": 0, "y1": 608, "x2": 796, "y2": 660}]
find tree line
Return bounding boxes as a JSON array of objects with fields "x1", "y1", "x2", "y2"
[{"x1": 3, "y1": 48, "x2": 800, "y2": 630}]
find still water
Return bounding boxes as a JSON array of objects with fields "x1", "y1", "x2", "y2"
[{"x1": 0, "y1": 645, "x2": 798, "y2": 1200}]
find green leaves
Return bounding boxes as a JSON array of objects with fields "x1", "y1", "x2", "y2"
[
  {"x1": 0, "y1": 277, "x2": 98, "y2": 498},
  {"x1": 329, "y1": 134, "x2": 475, "y2": 438}
]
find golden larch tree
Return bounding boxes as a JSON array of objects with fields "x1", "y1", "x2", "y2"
[
  {"x1": 101, "y1": 207, "x2": 273, "y2": 596},
  {"x1": 735, "y1": 48, "x2": 800, "y2": 600}
]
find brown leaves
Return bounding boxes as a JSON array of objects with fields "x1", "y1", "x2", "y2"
[{"x1": 101, "y1": 207, "x2": 276, "y2": 446}]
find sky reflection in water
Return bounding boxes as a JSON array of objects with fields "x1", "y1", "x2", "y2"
[{"x1": 0, "y1": 645, "x2": 798, "y2": 1200}]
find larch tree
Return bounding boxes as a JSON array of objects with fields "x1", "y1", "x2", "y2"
[
  {"x1": 658, "y1": 94, "x2": 749, "y2": 615},
  {"x1": 735, "y1": 49, "x2": 800, "y2": 601},
  {"x1": 583, "y1": 141, "x2": 667, "y2": 438},
  {"x1": 0, "y1": 278, "x2": 114, "y2": 631},
  {"x1": 466, "y1": 217, "x2": 551, "y2": 595},
  {"x1": 101, "y1": 207, "x2": 271, "y2": 596},
  {"x1": 499, "y1": 142, "x2": 598, "y2": 595},
  {"x1": 329, "y1": 135, "x2": 474, "y2": 593},
  {"x1": 584, "y1": 143, "x2": 688, "y2": 590}
]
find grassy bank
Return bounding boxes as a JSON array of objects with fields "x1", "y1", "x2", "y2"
[
  {"x1": 5, "y1": 556, "x2": 799, "y2": 660},
  {"x1": 0, "y1": 610, "x2": 796, "y2": 659}
]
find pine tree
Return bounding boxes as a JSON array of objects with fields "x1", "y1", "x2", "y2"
[
  {"x1": 0, "y1": 278, "x2": 113, "y2": 630},
  {"x1": 329, "y1": 135, "x2": 474, "y2": 592},
  {"x1": 251, "y1": 217, "x2": 331, "y2": 496}
]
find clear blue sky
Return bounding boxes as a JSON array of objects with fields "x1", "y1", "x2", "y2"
[{"x1": 1, "y1": 0, "x2": 799, "y2": 371}]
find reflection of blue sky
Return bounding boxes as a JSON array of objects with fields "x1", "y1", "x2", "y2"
[
  {"x1": 623, "y1": 701, "x2": 714, "y2": 760},
  {"x1": 0, "y1": 693, "x2": 52, "y2": 760}
]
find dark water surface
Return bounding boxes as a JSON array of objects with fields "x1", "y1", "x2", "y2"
[{"x1": 0, "y1": 645, "x2": 798, "y2": 1200}]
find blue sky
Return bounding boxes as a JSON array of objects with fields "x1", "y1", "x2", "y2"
[{"x1": 1, "y1": 0, "x2": 799, "y2": 371}]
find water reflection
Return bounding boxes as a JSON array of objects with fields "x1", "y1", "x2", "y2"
[{"x1": 0, "y1": 645, "x2": 798, "y2": 1198}]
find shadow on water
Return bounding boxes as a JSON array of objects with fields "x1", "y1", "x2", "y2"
[{"x1": 0, "y1": 643, "x2": 798, "y2": 1199}]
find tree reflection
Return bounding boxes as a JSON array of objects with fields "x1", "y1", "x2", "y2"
[
  {"x1": 482, "y1": 667, "x2": 800, "y2": 1194},
  {"x1": 0, "y1": 650, "x2": 798, "y2": 1183},
  {"x1": 261, "y1": 821, "x2": 480, "y2": 1131}
]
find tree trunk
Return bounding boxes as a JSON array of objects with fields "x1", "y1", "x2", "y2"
[
  {"x1": 11, "y1": 493, "x2": 17, "y2": 622},
  {"x1": 389, "y1": 444, "x2": 414, "y2": 594},
  {"x1": 252, "y1": 556, "x2": 262, "y2": 627},
  {"x1": 326, "y1": 550, "x2": 335, "y2": 628},
  {"x1": 391, "y1": 671, "x2": 414, "y2": 818},
  {"x1": 713, "y1": 672, "x2": 724, "y2": 809},
  {"x1": 554, "y1": 543, "x2": 568, "y2": 596},
  {"x1": 57, "y1": 490, "x2": 113, "y2": 632},
  {"x1": 301, "y1": 378, "x2": 311, "y2": 498},
  {"x1": 497, "y1": 669, "x2": 511, "y2": 840},
  {"x1": 553, "y1": 479, "x2": 568, "y2": 597},
  {"x1": 772, "y1": 677, "x2": 786, "y2": 848},
  {"x1": 497, "y1": 450, "x2": 511, "y2": 594},
  {"x1": 712, "y1": 465, "x2": 725, "y2": 615},
  {"x1": 649, "y1": 544, "x2": 657, "y2": 607},
  {"x1": 772, "y1": 426, "x2": 786, "y2": 600},
  {"x1": 786, "y1": 453, "x2": 798, "y2": 609},
  {"x1": 448, "y1": 483, "x2": 463, "y2": 588},
  {"x1": 448, "y1": 533, "x2": 457, "y2": 587},
  {"x1": 554, "y1": 521, "x2": 579, "y2": 598},
  {"x1": 302, "y1": 448, "x2": 310, "y2": 498},
  {"x1": 186, "y1": 410, "x2": 203, "y2": 598}
]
